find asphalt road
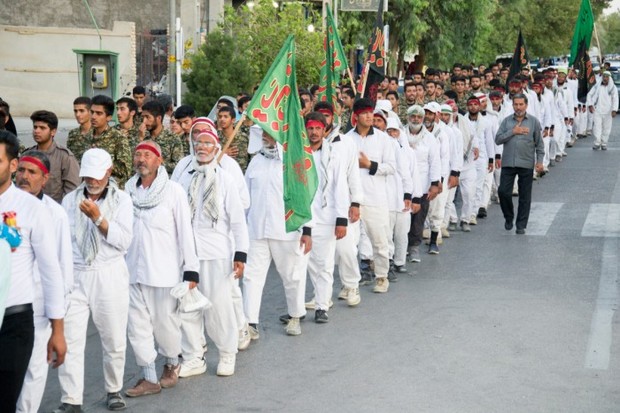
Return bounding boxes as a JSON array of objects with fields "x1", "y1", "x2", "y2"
[{"x1": 31, "y1": 118, "x2": 620, "y2": 412}]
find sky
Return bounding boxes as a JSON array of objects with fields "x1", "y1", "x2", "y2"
[{"x1": 604, "y1": 0, "x2": 620, "y2": 15}]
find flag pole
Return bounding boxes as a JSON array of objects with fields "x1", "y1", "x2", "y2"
[
  {"x1": 346, "y1": 67, "x2": 356, "y2": 91},
  {"x1": 360, "y1": 62, "x2": 370, "y2": 98},
  {"x1": 593, "y1": 22, "x2": 603, "y2": 65},
  {"x1": 217, "y1": 113, "x2": 247, "y2": 163}
]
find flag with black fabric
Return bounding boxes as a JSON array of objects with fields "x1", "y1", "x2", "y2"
[
  {"x1": 507, "y1": 29, "x2": 530, "y2": 87},
  {"x1": 574, "y1": 39, "x2": 597, "y2": 103},
  {"x1": 356, "y1": 0, "x2": 386, "y2": 103},
  {"x1": 317, "y1": 4, "x2": 349, "y2": 106},
  {"x1": 569, "y1": 0, "x2": 594, "y2": 67}
]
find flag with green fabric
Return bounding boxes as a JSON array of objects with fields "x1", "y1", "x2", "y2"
[
  {"x1": 569, "y1": 0, "x2": 594, "y2": 67},
  {"x1": 317, "y1": 4, "x2": 349, "y2": 106},
  {"x1": 246, "y1": 35, "x2": 318, "y2": 232}
]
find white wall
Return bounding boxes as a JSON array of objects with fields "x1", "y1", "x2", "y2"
[{"x1": 0, "y1": 21, "x2": 136, "y2": 117}]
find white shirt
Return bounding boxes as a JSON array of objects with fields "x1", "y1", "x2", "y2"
[
  {"x1": 33, "y1": 194, "x2": 74, "y2": 317},
  {"x1": 587, "y1": 80, "x2": 619, "y2": 115},
  {"x1": 445, "y1": 122, "x2": 464, "y2": 174},
  {"x1": 175, "y1": 165, "x2": 249, "y2": 261},
  {"x1": 172, "y1": 154, "x2": 250, "y2": 209},
  {"x1": 1, "y1": 184, "x2": 64, "y2": 319},
  {"x1": 427, "y1": 122, "x2": 451, "y2": 179},
  {"x1": 125, "y1": 179, "x2": 200, "y2": 287},
  {"x1": 407, "y1": 127, "x2": 441, "y2": 192},
  {"x1": 346, "y1": 126, "x2": 396, "y2": 208},
  {"x1": 468, "y1": 114, "x2": 495, "y2": 162},
  {"x1": 245, "y1": 153, "x2": 305, "y2": 241},
  {"x1": 63, "y1": 186, "x2": 134, "y2": 271},
  {"x1": 311, "y1": 140, "x2": 350, "y2": 226},
  {"x1": 386, "y1": 138, "x2": 414, "y2": 212},
  {"x1": 327, "y1": 129, "x2": 363, "y2": 206}
]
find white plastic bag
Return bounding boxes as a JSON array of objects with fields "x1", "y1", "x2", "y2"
[{"x1": 170, "y1": 281, "x2": 211, "y2": 312}]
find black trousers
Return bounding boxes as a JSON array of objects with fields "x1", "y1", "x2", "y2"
[
  {"x1": 408, "y1": 194, "x2": 430, "y2": 247},
  {"x1": 0, "y1": 309, "x2": 35, "y2": 413},
  {"x1": 498, "y1": 167, "x2": 534, "y2": 230}
]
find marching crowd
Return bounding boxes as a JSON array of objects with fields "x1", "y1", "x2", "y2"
[{"x1": 0, "y1": 60, "x2": 618, "y2": 413}]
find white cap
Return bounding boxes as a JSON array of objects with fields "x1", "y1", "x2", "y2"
[
  {"x1": 248, "y1": 125, "x2": 264, "y2": 154},
  {"x1": 423, "y1": 102, "x2": 441, "y2": 113},
  {"x1": 79, "y1": 148, "x2": 112, "y2": 180},
  {"x1": 440, "y1": 104, "x2": 453, "y2": 114},
  {"x1": 373, "y1": 109, "x2": 387, "y2": 122},
  {"x1": 375, "y1": 99, "x2": 392, "y2": 113},
  {"x1": 386, "y1": 118, "x2": 400, "y2": 131},
  {"x1": 407, "y1": 105, "x2": 425, "y2": 116},
  {"x1": 603, "y1": 70, "x2": 612, "y2": 77}
]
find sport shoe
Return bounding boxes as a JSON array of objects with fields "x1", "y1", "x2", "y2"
[
  {"x1": 285, "y1": 317, "x2": 301, "y2": 336},
  {"x1": 460, "y1": 221, "x2": 471, "y2": 232},
  {"x1": 338, "y1": 286, "x2": 350, "y2": 300},
  {"x1": 387, "y1": 266, "x2": 398, "y2": 282},
  {"x1": 441, "y1": 227, "x2": 450, "y2": 238},
  {"x1": 394, "y1": 265, "x2": 408, "y2": 274},
  {"x1": 346, "y1": 287, "x2": 361, "y2": 306},
  {"x1": 477, "y1": 207, "x2": 487, "y2": 218},
  {"x1": 448, "y1": 222, "x2": 457, "y2": 231},
  {"x1": 373, "y1": 277, "x2": 389, "y2": 293},
  {"x1": 304, "y1": 297, "x2": 316, "y2": 310},
  {"x1": 248, "y1": 324, "x2": 260, "y2": 340},
  {"x1": 179, "y1": 357, "x2": 207, "y2": 378},
  {"x1": 428, "y1": 243, "x2": 439, "y2": 255},
  {"x1": 408, "y1": 246, "x2": 421, "y2": 263},
  {"x1": 106, "y1": 392, "x2": 126, "y2": 411},
  {"x1": 469, "y1": 216, "x2": 478, "y2": 225},
  {"x1": 52, "y1": 403, "x2": 84, "y2": 413},
  {"x1": 602, "y1": 145, "x2": 608, "y2": 151},
  {"x1": 315, "y1": 309, "x2": 329, "y2": 323},
  {"x1": 125, "y1": 379, "x2": 161, "y2": 398},
  {"x1": 359, "y1": 260, "x2": 374, "y2": 285},
  {"x1": 238, "y1": 324, "x2": 251, "y2": 351},
  {"x1": 216, "y1": 353, "x2": 236, "y2": 376},
  {"x1": 279, "y1": 314, "x2": 306, "y2": 323},
  {"x1": 549, "y1": 159, "x2": 555, "y2": 167},
  {"x1": 159, "y1": 364, "x2": 180, "y2": 389},
  {"x1": 593, "y1": 144, "x2": 601, "y2": 150}
]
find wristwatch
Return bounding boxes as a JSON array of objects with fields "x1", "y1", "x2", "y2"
[{"x1": 94, "y1": 215, "x2": 104, "y2": 227}]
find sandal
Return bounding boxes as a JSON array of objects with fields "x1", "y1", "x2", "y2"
[{"x1": 107, "y1": 392, "x2": 127, "y2": 411}]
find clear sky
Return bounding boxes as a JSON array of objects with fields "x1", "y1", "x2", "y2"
[{"x1": 604, "y1": 0, "x2": 620, "y2": 15}]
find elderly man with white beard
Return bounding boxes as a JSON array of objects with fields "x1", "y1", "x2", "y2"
[
  {"x1": 588, "y1": 71, "x2": 619, "y2": 151},
  {"x1": 172, "y1": 124, "x2": 249, "y2": 377}
]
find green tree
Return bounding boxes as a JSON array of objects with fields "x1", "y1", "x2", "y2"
[
  {"x1": 182, "y1": 30, "x2": 257, "y2": 114},
  {"x1": 598, "y1": 11, "x2": 620, "y2": 55},
  {"x1": 221, "y1": 0, "x2": 323, "y2": 88}
]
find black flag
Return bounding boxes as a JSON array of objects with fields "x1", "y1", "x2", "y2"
[
  {"x1": 357, "y1": 0, "x2": 386, "y2": 103},
  {"x1": 507, "y1": 30, "x2": 530, "y2": 87}
]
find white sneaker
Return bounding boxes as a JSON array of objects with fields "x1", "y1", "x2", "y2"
[
  {"x1": 216, "y1": 353, "x2": 236, "y2": 376},
  {"x1": 248, "y1": 325, "x2": 260, "y2": 340},
  {"x1": 470, "y1": 216, "x2": 478, "y2": 225},
  {"x1": 285, "y1": 317, "x2": 301, "y2": 336},
  {"x1": 440, "y1": 227, "x2": 450, "y2": 238},
  {"x1": 338, "y1": 287, "x2": 350, "y2": 300},
  {"x1": 238, "y1": 324, "x2": 251, "y2": 351},
  {"x1": 178, "y1": 357, "x2": 207, "y2": 378},
  {"x1": 373, "y1": 277, "x2": 389, "y2": 293},
  {"x1": 304, "y1": 298, "x2": 316, "y2": 310},
  {"x1": 346, "y1": 287, "x2": 361, "y2": 306}
]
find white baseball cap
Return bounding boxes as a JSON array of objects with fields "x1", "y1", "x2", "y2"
[
  {"x1": 79, "y1": 148, "x2": 112, "y2": 180},
  {"x1": 386, "y1": 118, "x2": 401, "y2": 131},
  {"x1": 423, "y1": 102, "x2": 441, "y2": 113}
]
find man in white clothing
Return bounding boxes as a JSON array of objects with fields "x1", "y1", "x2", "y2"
[
  {"x1": 438, "y1": 103, "x2": 464, "y2": 238},
  {"x1": 124, "y1": 141, "x2": 201, "y2": 397},
  {"x1": 58, "y1": 148, "x2": 133, "y2": 413},
  {"x1": 588, "y1": 71, "x2": 618, "y2": 150},
  {"x1": 173, "y1": 126, "x2": 249, "y2": 377},
  {"x1": 15, "y1": 151, "x2": 73, "y2": 413}
]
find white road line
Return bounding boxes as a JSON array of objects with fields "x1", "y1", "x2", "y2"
[
  {"x1": 525, "y1": 202, "x2": 563, "y2": 236},
  {"x1": 584, "y1": 237, "x2": 620, "y2": 370},
  {"x1": 582, "y1": 204, "x2": 620, "y2": 237}
]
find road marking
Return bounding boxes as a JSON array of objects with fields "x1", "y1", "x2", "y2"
[
  {"x1": 525, "y1": 202, "x2": 563, "y2": 236},
  {"x1": 582, "y1": 204, "x2": 620, "y2": 237},
  {"x1": 584, "y1": 237, "x2": 620, "y2": 369}
]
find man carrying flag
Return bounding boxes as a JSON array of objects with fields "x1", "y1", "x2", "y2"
[{"x1": 241, "y1": 35, "x2": 317, "y2": 337}]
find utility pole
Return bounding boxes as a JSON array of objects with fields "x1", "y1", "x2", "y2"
[{"x1": 169, "y1": 0, "x2": 176, "y2": 98}]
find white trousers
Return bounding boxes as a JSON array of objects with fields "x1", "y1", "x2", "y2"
[
  {"x1": 58, "y1": 260, "x2": 129, "y2": 404},
  {"x1": 443, "y1": 186, "x2": 458, "y2": 226},
  {"x1": 358, "y1": 220, "x2": 373, "y2": 261},
  {"x1": 16, "y1": 316, "x2": 51, "y2": 413},
  {"x1": 128, "y1": 283, "x2": 181, "y2": 367},
  {"x1": 360, "y1": 205, "x2": 390, "y2": 278},
  {"x1": 181, "y1": 259, "x2": 238, "y2": 359},
  {"x1": 587, "y1": 111, "x2": 594, "y2": 131},
  {"x1": 475, "y1": 160, "x2": 495, "y2": 212},
  {"x1": 428, "y1": 184, "x2": 449, "y2": 232},
  {"x1": 334, "y1": 220, "x2": 361, "y2": 289},
  {"x1": 307, "y1": 224, "x2": 337, "y2": 311},
  {"x1": 542, "y1": 136, "x2": 550, "y2": 168},
  {"x1": 593, "y1": 113, "x2": 613, "y2": 146},
  {"x1": 389, "y1": 211, "x2": 411, "y2": 266},
  {"x1": 242, "y1": 238, "x2": 308, "y2": 323},
  {"x1": 459, "y1": 166, "x2": 478, "y2": 223}
]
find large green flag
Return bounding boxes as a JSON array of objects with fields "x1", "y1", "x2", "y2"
[
  {"x1": 246, "y1": 35, "x2": 318, "y2": 233},
  {"x1": 569, "y1": 0, "x2": 594, "y2": 66},
  {"x1": 317, "y1": 4, "x2": 349, "y2": 105}
]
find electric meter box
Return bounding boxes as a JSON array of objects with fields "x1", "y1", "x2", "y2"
[{"x1": 73, "y1": 49, "x2": 120, "y2": 99}]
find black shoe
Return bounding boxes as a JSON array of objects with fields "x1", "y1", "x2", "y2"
[
  {"x1": 387, "y1": 262, "x2": 399, "y2": 282},
  {"x1": 602, "y1": 145, "x2": 608, "y2": 151},
  {"x1": 504, "y1": 220, "x2": 513, "y2": 231},
  {"x1": 279, "y1": 314, "x2": 306, "y2": 324},
  {"x1": 314, "y1": 309, "x2": 329, "y2": 323},
  {"x1": 107, "y1": 392, "x2": 127, "y2": 411},
  {"x1": 477, "y1": 207, "x2": 487, "y2": 218},
  {"x1": 394, "y1": 265, "x2": 408, "y2": 274},
  {"x1": 516, "y1": 228, "x2": 525, "y2": 235},
  {"x1": 52, "y1": 403, "x2": 84, "y2": 413}
]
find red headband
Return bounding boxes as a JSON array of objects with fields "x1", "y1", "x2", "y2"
[
  {"x1": 20, "y1": 156, "x2": 49, "y2": 174},
  {"x1": 306, "y1": 120, "x2": 325, "y2": 129},
  {"x1": 135, "y1": 143, "x2": 161, "y2": 157},
  {"x1": 353, "y1": 107, "x2": 374, "y2": 116},
  {"x1": 317, "y1": 108, "x2": 333, "y2": 116}
]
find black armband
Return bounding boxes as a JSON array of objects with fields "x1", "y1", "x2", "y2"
[
  {"x1": 450, "y1": 170, "x2": 460, "y2": 178},
  {"x1": 368, "y1": 161, "x2": 378, "y2": 175},
  {"x1": 302, "y1": 226, "x2": 312, "y2": 236},
  {"x1": 335, "y1": 217, "x2": 348, "y2": 227},
  {"x1": 233, "y1": 251, "x2": 247, "y2": 263},
  {"x1": 495, "y1": 154, "x2": 501, "y2": 160},
  {"x1": 183, "y1": 270, "x2": 199, "y2": 283},
  {"x1": 350, "y1": 202, "x2": 360, "y2": 208}
]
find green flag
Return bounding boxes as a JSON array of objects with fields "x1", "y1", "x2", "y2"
[
  {"x1": 569, "y1": 0, "x2": 594, "y2": 66},
  {"x1": 317, "y1": 4, "x2": 349, "y2": 105},
  {"x1": 246, "y1": 35, "x2": 318, "y2": 233}
]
